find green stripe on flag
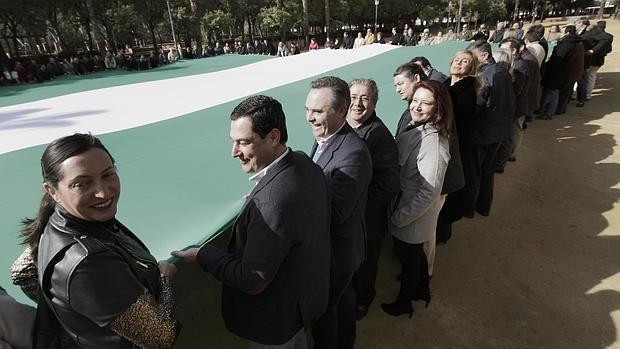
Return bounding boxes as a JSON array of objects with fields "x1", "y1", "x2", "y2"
[{"x1": 0, "y1": 42, "x2": 467, "y2": 304}]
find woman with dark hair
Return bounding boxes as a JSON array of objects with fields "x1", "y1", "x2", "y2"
[
  {"x1": 12, "y1": 133, "x2": 178, "y2": 348},
  {"x1": 382, "y1": 80, "x2": 452, "y2": 317},
  {"x1": 436, "y1": 50, "x2": 480, "y2": 244}
]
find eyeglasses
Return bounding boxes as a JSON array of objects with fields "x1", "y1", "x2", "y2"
[{"x1": 351, "y1": 95, "x2": 373, "y2": 103}]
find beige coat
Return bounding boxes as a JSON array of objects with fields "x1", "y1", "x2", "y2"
[{"x1": 389, "y1": 123, "x2": 450, "y2": 244}]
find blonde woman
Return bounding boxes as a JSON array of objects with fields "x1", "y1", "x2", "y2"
[{"x1": 436, "y1": 50, "x2": 480, "y2": 244}]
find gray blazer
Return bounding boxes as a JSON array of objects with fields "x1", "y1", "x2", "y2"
[
  {"x1": 311, "y1": 123, "x2": 372, "y2": 274},
  {"x1": 198, "y1": 150, "x2": 331, "y2": 345},
  {"x1": 389, "y1": 123, "x2": 450, "y2": 244}
]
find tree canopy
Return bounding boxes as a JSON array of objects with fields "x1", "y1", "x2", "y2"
[{"x1": 0, "y1": 0, "x2": 599, "y2": 61}]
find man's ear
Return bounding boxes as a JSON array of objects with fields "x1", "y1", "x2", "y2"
[
  {"x1": 338, "y1": 105, "x2": 349, "y2": 119},
  {"x1": 43, "y1": 182, "x2": 60, "y2": 203},
  {"x1": 413, "y1": 74, "x2": 422, "y2": 83},
  {"x1": 269, "y1": 128, "x2": 281, "y2": 147}
]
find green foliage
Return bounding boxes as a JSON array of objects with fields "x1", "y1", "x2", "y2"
[
  {"x1": 486, "y1": 0, "x2": 507, "y2": 21},
  {"x1": 259, "y1": 6, "x2": 292, "y2": 31},
  {"x1": 104, "y1": 3, "x2": 142, "y2": 46},
  {"x1": 203, "y1": 9, "x2": 233, "y2": 31},
  {"x1": 419, "y1": 6, "x2": 440, "y2": 23}
]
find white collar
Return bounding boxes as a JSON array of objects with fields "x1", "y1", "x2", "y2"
[
  {"x1": 316, "y1": 120, "x2": 346, "y2": 145},
  {"x1": 249, "y1": 148, "x2": 290, "y2": 184}
]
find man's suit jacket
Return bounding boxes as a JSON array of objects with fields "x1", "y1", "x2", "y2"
[
  {"x1": 198, "y1": 150, "x2": 331, "y2": 345},
  {"x1": 311, "y1": 123, "x2": 372, "y2": 274},
  {"x1": 396, "y1": 106, "x2": 412, "y2": 137},
  {"x1": 428, "y1": 69, "x2": 448, "y2": 82},
  {"x1": 353, "y1": 114, "x2": 400, "y2": 241}
]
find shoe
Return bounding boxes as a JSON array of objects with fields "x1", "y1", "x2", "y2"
[
  {"x1": 495, "y1": 167, "x2": 504, "y2": 174},
  {"x1": 536, "y1": 115, "x2": 552, "y2": 120},
  {"x1": 576, "y1": 102, "x2": 585, "y2": 107},
  {"x1": 464, "y1": 211, "x2": 475, "y2": 219},
  {"x1": 477, "y1": 209, "x2": 490, "y2": 217},
  {"x1": 354, "y1": 304, "x2": 369, "y2": 321},
  {"x1": 412, "y1": 290, "x2": 431, "y2": 308},
  {"x1": 508, "y1": 156, "x2": 517, "y2": 162},
  {"x1": 381, "y1": 299, "x2": 413, "y2": 318},
  {"x1": 413, "y1": 297, "x2": 431, "y2": 308}
]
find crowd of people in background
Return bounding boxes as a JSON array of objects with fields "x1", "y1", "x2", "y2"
[{"x1": 0, "y1": 44, "x2": 185, "y2": 86}]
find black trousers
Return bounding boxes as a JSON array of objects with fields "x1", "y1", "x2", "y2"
[
  {"x1": 462, "y1": 143, "x2": 500, "y2": 216},
  {"x1": 557, "y1": 80, "x2": 576, "y2": 114},
  {"x1": 353, "y1": 238, "x2": 383, "y2": 307},
  {"x1": 393, "y1": 237, "x2": 429, "y2": 302},
  {"x1": 436, "y1": 220, "x2": 452, "y2": 244},
  {"x1": 312, "y1": 271, "x2": 354, "y2": 349}
]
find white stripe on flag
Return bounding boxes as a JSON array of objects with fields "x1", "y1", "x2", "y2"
[{"x1": 0, "y1": 45, "x2": 399, "y2": 154}]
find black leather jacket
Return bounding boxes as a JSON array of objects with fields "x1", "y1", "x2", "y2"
[{"x1": 37, "y1": 206, "x2": 174, "y2": 348}]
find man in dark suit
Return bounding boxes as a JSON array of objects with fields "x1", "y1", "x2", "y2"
[
  {"x1": 393, "y1": 62, "x2": 428, "y2": 137},
  {"x1": 173, "y1": 95, "x2": 331, "y2": 348},
  {"x1": 346, "y1": 78, "x2": 400, "y2": 321},
  {"x1": 306, "y1": 76, "x2": 372, "y2": 349},
  {"x1": 411, "y1": 56, "x2": 448, "y2": 82},
  {"x1": 466, "y1": 40, "x2": 515, "y2": 217}
]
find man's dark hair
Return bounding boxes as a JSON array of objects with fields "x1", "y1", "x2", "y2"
[
  {"x1": 564, "y1": 25, "x2": 576, "y2": 36},
  {"x1": 597, "y1": 20, "x2": 606, "y2": 31},
  {"x1": 393, "y1": 62, "x2": 428, "y2": 81},
  {"x1": 500, "y1": 38, "x2": 521, "y2": 52},
  {"x1": 524, "y1": 32, "x2": 539, "y2": 43},
  {"x1": 467, "y1": 40, "x2": 492, "y2": 56},
  {"x1": 411, "y1": 56, "x2": 431, "y2": 68},
  {"x1": 310, "y1": 76, "x2": 351, "y2": 114},
  {"x1": 231, "y1": 95, "x2": 288, "y2": 144},
  {"x1": 526, "y1": 24, "x2": 545, "y2": 40}
]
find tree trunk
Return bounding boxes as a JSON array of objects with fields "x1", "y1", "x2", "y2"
[
  {"x1": 9, "y1": 21, "x2": 20, "y2": 57},
  {"x1": 47, "y1": 3, "x2": 68, "y2": 52},
  {"x1": 189, "y1": 0, "x2": 202, "y2": 53},
  {"x1": 513, "y1": 0, "x2": 519, "y2": 20},
  {"x1": 85, "y1": 0, "x2": 105, "y2": 52},
  {"x1": 301, "y1": 0, "x2": 310, "y2": 44},
  {"x1": 599, "y1": 0, "x2": 605, "y2": 19},
  {"x1": 0, "y1": 40, "x2": 9, "y2": 64},
  {"x1": 324, "y1": 0, "x2": 331, "y2": 34},
  {"x1": 276, "y1": 0, "x2": 286, "y2": 42},
  {"x1": 156, "y1": 28, "x2": 163, "y2": 49},
  {"x1": 247, "y1": 15, "x2": 254, "y2": 42},
  {"x1": 149, "y1": 22, "x2": 158, "y2": 53}
]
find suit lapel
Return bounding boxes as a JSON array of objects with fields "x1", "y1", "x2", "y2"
[
  {"x1": 229, "y1": 150, "x2": 294, "y2": 249},
  {"x1": 356, "y1": 114, "x2": 376, "y2": 141},
  {"x1": 316, "y1": 125, "x2": 349, "y2": 169},
  {"x1": 310, "y1": 142, "x2": 318, "y2": 158}
]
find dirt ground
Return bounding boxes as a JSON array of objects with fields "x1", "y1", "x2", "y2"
[{"x1": 356, "y1": 19, "x2": 620, "y2": 348}]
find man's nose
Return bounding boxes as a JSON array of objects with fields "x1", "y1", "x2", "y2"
[{"x1": 232, "y1": 144, "x2": 241, "y2": 158}]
